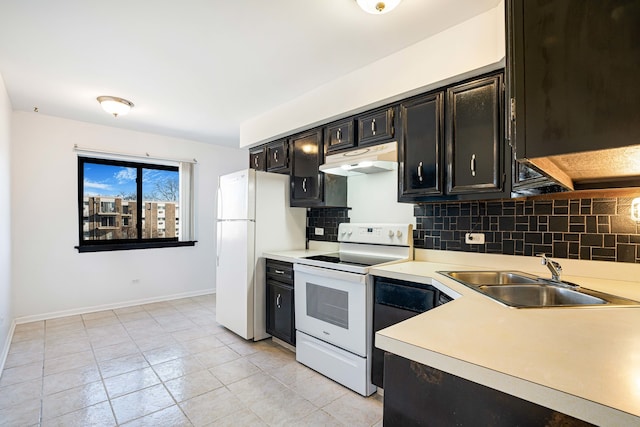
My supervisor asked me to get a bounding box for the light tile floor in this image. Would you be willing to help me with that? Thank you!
[0,295,383,426]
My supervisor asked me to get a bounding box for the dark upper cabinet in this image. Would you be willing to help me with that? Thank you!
[266,139,289,173]
[357,107,395,146]
[290,128,347,208]
[398,92,444,201]
[399,71,508,202]
[266,259,295,345]
[325,119,355,153]
[290,129,323,205]
[249,146,266,171]
[446,73,504,195]
[507,0,640,160]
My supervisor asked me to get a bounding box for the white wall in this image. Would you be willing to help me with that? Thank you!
[10,112,246,321]
[240,1,505,147]
[0,75,13,369]
[347,170,415,227]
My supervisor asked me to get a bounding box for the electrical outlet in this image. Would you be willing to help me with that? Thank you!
[465,233,485,245]
[132,279,140,284]
[315,227,324,236]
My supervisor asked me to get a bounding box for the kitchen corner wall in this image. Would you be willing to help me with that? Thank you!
[0,74,13,370]
[413,197,640,263]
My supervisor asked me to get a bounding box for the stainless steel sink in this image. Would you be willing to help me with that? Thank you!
[438,271,640,308]
[444,271,539,285]
[478,284,606,307]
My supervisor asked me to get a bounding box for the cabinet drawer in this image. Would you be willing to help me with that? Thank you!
[266,259,294,284]
[266,140,288,172]
[325,119,355,153]
[357,107,395,146]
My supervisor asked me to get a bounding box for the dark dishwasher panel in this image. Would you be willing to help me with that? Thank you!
[371,276,451,388]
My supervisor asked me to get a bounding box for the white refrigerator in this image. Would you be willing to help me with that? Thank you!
[215,169,306,341]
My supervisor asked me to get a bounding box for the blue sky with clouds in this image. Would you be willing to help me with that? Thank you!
[84,163,177,199]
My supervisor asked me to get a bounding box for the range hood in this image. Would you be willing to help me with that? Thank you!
[320,141,397,176]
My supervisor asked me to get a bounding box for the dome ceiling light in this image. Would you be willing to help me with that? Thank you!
[356,0,402,14]
[97,96,134,117]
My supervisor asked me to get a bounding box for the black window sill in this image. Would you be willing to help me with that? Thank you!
[76,240,197,253]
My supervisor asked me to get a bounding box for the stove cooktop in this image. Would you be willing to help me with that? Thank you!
[302,252,399,268]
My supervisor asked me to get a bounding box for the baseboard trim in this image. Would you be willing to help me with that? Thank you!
[14,289,215,325]
[0,319,17,377]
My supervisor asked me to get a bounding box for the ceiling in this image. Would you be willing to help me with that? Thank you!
[0,0,501,148]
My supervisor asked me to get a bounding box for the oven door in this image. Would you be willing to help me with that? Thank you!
[294,264,369,357]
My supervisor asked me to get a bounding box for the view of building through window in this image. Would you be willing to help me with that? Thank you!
[82,161,180,241]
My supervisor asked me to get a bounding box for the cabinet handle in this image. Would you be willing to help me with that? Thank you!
[371,118,376,135]
[417,161,423,182]
[254,156,258,168]
[336,128,342,143]
[276,294,282,309]
[471,154,476,177]
[302,178,307,193]
[274,150,278,163]
[274,269,285,275]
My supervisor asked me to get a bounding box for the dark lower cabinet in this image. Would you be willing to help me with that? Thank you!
[383,353,594,427]
[266,259,295,345]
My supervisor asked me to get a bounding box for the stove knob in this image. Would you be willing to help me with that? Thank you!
[396,230,403,238]
[340,230,346,237]
[347,229,352,236]
[388,230,394,238]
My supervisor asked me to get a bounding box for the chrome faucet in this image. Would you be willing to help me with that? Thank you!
[537,254,562,282]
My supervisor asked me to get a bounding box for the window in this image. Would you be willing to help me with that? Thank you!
[77,156,196,252]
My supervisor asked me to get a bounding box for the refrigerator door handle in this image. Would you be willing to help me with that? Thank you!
[216,183,223,219]
[216,222,222,267]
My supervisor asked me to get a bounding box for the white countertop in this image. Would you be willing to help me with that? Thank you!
[371,259,640,426]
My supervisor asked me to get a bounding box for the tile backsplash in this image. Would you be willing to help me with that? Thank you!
[413,197,640,263]
[307,207,351,242]
[308,197,640,263]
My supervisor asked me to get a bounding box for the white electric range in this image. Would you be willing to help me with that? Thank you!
[294,222,413,396]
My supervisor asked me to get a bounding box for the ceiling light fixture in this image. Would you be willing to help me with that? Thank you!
[356,0,402,14]
[97,96,134,117]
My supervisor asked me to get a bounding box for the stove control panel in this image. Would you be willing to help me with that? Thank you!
[338,223,413,246]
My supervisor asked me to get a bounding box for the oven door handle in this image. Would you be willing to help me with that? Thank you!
[294,263,367,284]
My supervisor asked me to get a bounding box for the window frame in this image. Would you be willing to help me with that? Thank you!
[77,156,195,252]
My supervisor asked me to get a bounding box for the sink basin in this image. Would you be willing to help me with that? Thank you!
[478,284,606,307]
[444,271,539,285]
[438,270,640,308]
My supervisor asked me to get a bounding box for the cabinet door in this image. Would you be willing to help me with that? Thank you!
[249,147,265,171]
[325,119,355,153]
[266,280,294,345]
[398,92,444,201]
[266,140,288,172]
[357,107,395,146]
[290,129,323,206]
[508,0,640,159]
[446,73,504,195]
